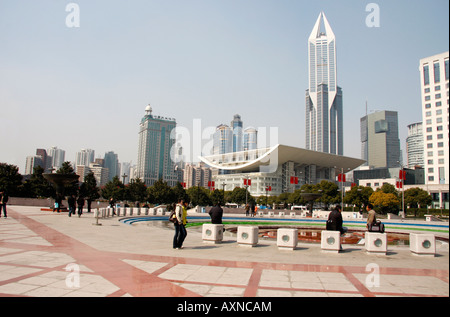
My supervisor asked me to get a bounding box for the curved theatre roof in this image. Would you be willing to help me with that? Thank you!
[199,144,365,173]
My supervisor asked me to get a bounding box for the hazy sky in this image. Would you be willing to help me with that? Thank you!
[0,0,449,173]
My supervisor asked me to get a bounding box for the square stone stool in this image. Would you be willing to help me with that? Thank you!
[321,230,341,253]
[237,226,259,247]
[202,224,224,244]
[277,228,298,250]
[365,232,387,255]
[410,233,435,256]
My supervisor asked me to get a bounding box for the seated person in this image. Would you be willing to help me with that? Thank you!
[326,205,348,235]
[366,203,376,229]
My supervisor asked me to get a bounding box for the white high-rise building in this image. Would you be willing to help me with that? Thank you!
[75,149,95,173]
[47,146,65,169]
[419,52,449,185]
[406,122,424,168]
[213,124,233,155]
[305,12,343,155]
[243,127,258,151]
[24,155,43,175]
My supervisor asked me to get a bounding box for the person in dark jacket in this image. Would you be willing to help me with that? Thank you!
[77,196,85,217]
[0,191,8,218]
[326,205,348,235]
[68,195,76,217]
[209,203,223,224]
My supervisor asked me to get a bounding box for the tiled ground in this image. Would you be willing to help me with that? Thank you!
[0,207,448,297]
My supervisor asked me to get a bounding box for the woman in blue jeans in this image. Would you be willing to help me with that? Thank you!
[173,200,187,249]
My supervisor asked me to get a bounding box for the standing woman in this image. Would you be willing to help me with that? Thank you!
[173,199,187,249]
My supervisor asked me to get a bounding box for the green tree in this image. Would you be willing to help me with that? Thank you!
[79,172,100,212]
[404,187,432,209]
[276,192,291,206]
[101,176,125,201]
[289,189,307,205]
[56,161,75,174]
[343,186,374,210]
[210,189,225,206]
[55,161,79,197]
[316,180,339,210]
[125,178,147,204]
[27,166,55,198]
[228,187,251,205]
[172,182,189,203]
[186,186,211,206]
[380,183,399,196]
[0,163,23,196]
[147,179,175,205]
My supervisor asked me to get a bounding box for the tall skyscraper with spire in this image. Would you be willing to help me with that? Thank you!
[305,12,343,155]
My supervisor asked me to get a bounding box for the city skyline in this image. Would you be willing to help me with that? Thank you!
[1,1,449,173]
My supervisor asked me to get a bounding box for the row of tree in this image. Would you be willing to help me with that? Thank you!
[0,162,438,214]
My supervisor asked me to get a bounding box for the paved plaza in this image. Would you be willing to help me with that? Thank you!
[0,206,448,298]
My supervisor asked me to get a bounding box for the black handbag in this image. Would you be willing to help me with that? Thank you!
[168,210,177,223]
[369,220,385,233]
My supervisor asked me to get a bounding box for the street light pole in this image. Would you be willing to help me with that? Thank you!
[398,161,405,216]
[222,182,226,205]
[341,167,344,207]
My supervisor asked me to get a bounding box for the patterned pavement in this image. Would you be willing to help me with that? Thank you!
[0,206,448,298]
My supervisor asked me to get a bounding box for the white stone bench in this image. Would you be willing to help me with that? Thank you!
[321,230,341,253]
[237,226,259,247]
[202,224,224,244]
[410,233,436,256]
[277,228,298,250]
[365,232,387,255]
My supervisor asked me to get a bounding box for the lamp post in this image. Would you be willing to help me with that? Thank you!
[243,178,251,206]
[397,161,405,216]
[265,185,272,208]
[222,182,226,205]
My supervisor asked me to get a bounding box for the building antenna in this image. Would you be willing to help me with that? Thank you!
[365,100,368,117]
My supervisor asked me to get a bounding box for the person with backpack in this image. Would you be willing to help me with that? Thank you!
[173,199,187,249]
